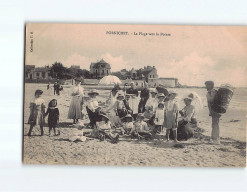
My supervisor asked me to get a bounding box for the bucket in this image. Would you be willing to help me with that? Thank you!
[211,84,234,113]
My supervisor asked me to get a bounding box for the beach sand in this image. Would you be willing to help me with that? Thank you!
[23,84,246,167]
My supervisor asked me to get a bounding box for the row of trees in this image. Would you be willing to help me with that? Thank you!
[50,62,91,79]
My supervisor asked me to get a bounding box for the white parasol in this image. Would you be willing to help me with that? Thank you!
[99,75,122,85]
[183,91,203,113]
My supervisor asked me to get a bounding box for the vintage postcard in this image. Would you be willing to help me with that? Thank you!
[24,23,246,167]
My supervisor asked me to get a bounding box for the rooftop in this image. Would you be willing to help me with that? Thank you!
[91,59,111,69]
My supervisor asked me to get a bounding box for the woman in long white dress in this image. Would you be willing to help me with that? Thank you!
[68,77,84,124]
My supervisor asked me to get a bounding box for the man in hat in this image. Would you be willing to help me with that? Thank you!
[205,81,221,144]
[126,81,139,97]
[138,81,150,113]
[53,81,58,95]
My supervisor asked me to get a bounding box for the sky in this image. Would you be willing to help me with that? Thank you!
[25,23,247,87]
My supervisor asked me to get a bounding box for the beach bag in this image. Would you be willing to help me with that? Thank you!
[212,84,234,114]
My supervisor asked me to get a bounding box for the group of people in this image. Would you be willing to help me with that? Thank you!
[27,77,223,145]
[47,81,63,95]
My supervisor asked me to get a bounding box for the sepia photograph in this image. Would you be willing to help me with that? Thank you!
[23,23,246,167]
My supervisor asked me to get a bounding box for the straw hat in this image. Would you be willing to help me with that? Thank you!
[137,113,145,119]
[117,92,125,99]
[183,93,194,101]
[149,88,158,94]
[124,114,134,121]
[88,89,99,96]
[157,93,165,97]
[168,90,178,96]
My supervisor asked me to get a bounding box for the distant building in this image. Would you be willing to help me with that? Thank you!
[25,65,35,79]
[90,59,111,79]
[25,65,51,80]
[33,66,51,79]
[123,79,146,87]
[123,66,158,87]
[158,77,178,87]
[141,66,158,87]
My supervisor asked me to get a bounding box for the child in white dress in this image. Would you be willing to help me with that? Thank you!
[154,103,165,134]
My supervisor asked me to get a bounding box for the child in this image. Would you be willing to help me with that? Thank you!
[154,103,165,134]
[95,113,119,143]
[130,113,152,140]
[86,89,99,128]
[122,114,134,135]
[164,90,179,142]
[114,93,128,119]
[123,94,133,115]
[47,82,50,90]
[45,99,60,136]
[27,89,46,136]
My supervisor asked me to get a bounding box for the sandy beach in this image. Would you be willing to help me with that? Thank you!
[23,83,246,167]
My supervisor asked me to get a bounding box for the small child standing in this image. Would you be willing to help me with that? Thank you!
[27,90,46,136]
[154,103,165,134]
[45,99,60,136]
[130,113,152,140]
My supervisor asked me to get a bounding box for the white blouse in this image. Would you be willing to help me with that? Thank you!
[71,85,84,96]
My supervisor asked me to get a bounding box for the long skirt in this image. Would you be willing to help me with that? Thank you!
[108,109,122,127]
[165,111,177,129]
[28,110,45,126]
[68,96,83,119]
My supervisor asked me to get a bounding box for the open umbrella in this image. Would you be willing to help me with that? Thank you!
[99,75,122,85]
[183,91,203,113]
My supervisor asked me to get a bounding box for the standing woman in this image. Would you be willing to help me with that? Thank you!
[68,77,84,124]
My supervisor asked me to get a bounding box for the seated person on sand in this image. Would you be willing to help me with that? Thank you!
[179,94,197,127]
[95,112,119,143]
[122,114,134,135]
[169,94,196,141]
[86,89,100,128]
[130,113,152,140]
[107,92,128,119]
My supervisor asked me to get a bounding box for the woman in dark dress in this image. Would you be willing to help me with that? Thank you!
[45,99,60,136]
